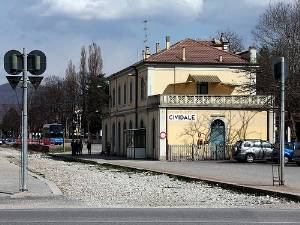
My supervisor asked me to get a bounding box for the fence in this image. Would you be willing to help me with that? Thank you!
[167,144,232,162]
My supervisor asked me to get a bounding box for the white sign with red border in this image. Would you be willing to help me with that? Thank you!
[160,131,167,139]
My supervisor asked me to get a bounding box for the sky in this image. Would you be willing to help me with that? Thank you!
[0,0,296,84]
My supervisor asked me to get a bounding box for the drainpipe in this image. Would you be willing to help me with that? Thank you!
[132,66,138,128]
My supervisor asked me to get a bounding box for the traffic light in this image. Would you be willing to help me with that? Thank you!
[4,50,23,75]
[4,49,46,89]
[272,57,288,81]
[27,50,46,75]
[273,61,281,80]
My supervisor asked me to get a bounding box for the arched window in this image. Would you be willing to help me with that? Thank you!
[118,122,121,154]
[112,123,115,152]
[123,121,127,131]
[112,88,115,106]
[152,119,155,149]
[129,120,133,129]
[105,124,107,145]
[123,121,127,156]
[140,119,144,128]
[140,78,145,100]
[129,81,133,103]
[123,83,127,104]
[118,86,121,105]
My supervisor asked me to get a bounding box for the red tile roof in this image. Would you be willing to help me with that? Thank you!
[145,38,248,65]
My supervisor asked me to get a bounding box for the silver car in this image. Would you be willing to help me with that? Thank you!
[292,142,300,166]
[232,140,274,163]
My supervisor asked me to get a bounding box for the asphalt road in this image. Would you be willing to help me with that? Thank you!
[1,208,300,225]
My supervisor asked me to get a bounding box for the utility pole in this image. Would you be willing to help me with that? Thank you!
[279,57,285,185]
[20,48,28,191]
[143,20,148,50]
[272,56,287,186]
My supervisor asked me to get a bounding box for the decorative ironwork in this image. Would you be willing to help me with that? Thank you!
[168,144,232,162]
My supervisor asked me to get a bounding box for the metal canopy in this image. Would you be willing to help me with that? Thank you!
[187,74,221,83]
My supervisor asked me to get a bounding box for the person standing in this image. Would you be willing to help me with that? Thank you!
[79,139,83,155]
[75,139,79,155]
[71,139,75,156]
[87,139,92,155]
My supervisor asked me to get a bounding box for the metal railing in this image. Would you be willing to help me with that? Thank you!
[148,95,273,109]
[167,144,232,162]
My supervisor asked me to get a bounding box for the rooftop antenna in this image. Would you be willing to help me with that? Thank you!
[143,19,148,50]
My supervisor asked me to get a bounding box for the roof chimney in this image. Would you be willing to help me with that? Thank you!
[249,46,257,63]
[156,43,161,53]
[166,36,170,49]
[182,47,186,61]
[220,33,229,52]
[142,50,146,60]
[145,47,151,59]
[219,55,223,62]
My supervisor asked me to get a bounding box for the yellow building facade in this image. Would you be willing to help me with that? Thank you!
[102,36,274,160]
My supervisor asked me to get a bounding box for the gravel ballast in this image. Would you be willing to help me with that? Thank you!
[1,148,300,208]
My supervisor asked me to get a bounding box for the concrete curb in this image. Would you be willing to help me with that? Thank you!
[50,154,300,202]
[28,170,63,197]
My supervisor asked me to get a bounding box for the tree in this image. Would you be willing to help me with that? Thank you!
[212,30,258,96]
[64,60,79,138]
[85,42,108,136]
[181,111,258,146]
[28,75,65,132]
[79,46,88,135]
[27,43,109,139]
[214,29,244,53]
[88,43,103,77]
[181,117,211,145]
[1,107,20,138]
[253,0,300,140]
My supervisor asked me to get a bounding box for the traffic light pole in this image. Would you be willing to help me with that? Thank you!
[20,48,28,191]
[4,48,46,192]
[280,57,285,185]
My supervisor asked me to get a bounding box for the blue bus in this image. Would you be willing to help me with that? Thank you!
[42,123,64,145]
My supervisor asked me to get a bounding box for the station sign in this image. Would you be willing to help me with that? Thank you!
[168,114,197,121]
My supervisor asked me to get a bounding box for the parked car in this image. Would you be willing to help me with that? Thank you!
[4,138,16,145]
[292,142,300,166]
[232,140,274,163]
[272,142,296,164]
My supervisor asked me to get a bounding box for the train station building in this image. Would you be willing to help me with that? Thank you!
[102,35,274,160]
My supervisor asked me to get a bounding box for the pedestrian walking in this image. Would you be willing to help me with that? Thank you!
[71,139,75,156]
[87,139,92,155]
[79,139,83,155]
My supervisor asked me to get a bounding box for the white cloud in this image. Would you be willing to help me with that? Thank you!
[243,0,296,7]
[35,0,204,21]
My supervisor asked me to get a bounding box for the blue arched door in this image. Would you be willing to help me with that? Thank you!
[210,119,225,159]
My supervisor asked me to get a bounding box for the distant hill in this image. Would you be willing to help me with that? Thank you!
[0,83,22,121]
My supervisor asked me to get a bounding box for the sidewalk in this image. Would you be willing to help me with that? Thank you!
[0,148,62,198]
[54,145,300,201]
